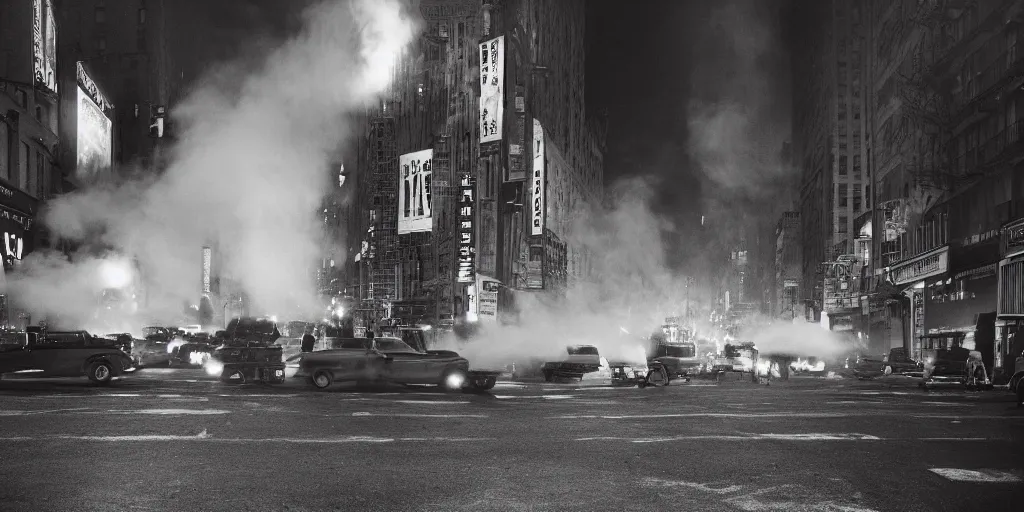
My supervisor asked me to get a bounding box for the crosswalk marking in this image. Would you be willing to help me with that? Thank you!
[928,468,1022,482]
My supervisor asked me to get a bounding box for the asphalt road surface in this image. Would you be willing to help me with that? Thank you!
[0,370,1021,512]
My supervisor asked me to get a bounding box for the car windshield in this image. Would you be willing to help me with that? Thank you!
[568,346,599,356]
[334,338,370,349]
[277,338,301,346]
[375,337,417,352]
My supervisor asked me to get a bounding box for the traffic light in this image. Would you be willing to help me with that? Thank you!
[149,105,165,138]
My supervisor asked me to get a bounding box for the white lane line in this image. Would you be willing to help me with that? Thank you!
[351,412,488,418]
[393,400,470,405]
[0,408,92,416]
[493,394,577,400]
[929,468,1022,483]
[217,394,300,398]
[911,415,1023,420]
[920,438,991,441]
[0,432,494,444]
[579,433,881,442]
[553,412,850,419]
[920,402,972,406]
[106,409,229,415]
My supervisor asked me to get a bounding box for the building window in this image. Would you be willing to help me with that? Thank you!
[0,123,8,181]
[97,37,107,53]
[839,157,848,175]
[138,8,147,24]
[19,142,29,190]
[853,184,862,212]
[838,183,848,207]
[36,151,44,198]
[838,216,849,233]
[853,154,861,177]
[95,7,106,23]
[866,184,871,209]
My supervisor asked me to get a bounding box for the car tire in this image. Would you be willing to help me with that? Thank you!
[475,376,497,391]
[220,369,246,384]
[311,370,333,390]
[87,361,115,385]
[543,370,554,382]
[1015,379,1024,407]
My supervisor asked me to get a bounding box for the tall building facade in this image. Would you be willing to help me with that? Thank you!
[0,0,63,326]
[867,0,1024,381]
[792,0,872,338]
[344,0,604,333]
[774,211,802,320]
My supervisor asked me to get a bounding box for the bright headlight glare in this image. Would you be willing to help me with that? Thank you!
[205,360,224,376]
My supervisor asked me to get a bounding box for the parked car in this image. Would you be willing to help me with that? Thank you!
[287,336,499,391]
[0,328,136,385]
[204,317,285,385]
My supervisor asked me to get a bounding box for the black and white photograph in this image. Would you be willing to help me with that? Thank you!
[0,0,1022,510]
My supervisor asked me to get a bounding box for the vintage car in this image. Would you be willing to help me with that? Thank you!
[204,317,286,384]
[541,345,603,381]
[0,328,136,385]
[287,336,499,391]
[169,332,217,367]
[127,326,179,367]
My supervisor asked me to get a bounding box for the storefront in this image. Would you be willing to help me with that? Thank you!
[0,180,39,328]
[887,245,949,361]
[996,217,1024,383]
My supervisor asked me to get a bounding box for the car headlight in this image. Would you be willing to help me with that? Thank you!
[204,360,224,376]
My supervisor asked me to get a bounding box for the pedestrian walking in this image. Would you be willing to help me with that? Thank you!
[301,327,316,353]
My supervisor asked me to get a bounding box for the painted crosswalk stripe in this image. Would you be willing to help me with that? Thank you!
[928,468,1021,482]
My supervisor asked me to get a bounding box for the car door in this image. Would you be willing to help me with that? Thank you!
[0,333,32,373]
[374,339,427,383]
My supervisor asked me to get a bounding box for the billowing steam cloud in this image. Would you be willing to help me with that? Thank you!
[7,0,419,330]
[438,177,690,368]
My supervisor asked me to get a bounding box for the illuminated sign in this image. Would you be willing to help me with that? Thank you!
[76,86,112,179]
[202,247,212,295]
[478,36,505,143]
[398,149,433,234]
[76,62,111,111]
[531,119,545,236]
[457,175,476,283]
[4,233,23,260]
[888,246,949,286]
[43,0,56,93]
[1002,218,1024,257]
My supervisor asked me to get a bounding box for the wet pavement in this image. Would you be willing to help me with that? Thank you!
[0,369,1021,511]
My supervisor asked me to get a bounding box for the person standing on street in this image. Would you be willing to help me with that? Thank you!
[301,327,316,353]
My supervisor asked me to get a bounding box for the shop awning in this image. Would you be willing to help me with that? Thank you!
[955,263,997,280]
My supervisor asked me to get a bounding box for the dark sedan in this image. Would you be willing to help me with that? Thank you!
[0,329,136,385]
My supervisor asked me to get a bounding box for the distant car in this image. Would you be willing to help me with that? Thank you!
[169,333,217,367]
[541,345,602,381]
[0,329,136,385]
[180,325,204,335]
[287,336,498,391]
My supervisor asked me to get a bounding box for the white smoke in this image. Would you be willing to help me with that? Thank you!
[738,317,866,360]
[437,177,690,369]
[7,0,419,329]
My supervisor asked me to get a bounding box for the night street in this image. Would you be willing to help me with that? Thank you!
[1,372,1021,512]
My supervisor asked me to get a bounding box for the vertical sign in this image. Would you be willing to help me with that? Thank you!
[457,175,476,283]
[398,149,434,234]
[202,247,212,295]
[479,35,505,143]
[531,119,545,236]
[476,274,500,323]
[32,0,43,87]
[43,0,57,93]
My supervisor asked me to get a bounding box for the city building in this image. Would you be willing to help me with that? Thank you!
[774,211,802,320]
[868,0,1024,380]
[0,0,62,326]
[344,0,604,333]
[791,0,872,340]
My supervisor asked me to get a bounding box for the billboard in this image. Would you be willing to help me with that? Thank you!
[476,274,500,323]
[457,175,476,283]
[531,119,545,236]
[76,86,112,179]
[398,149,433,234]
[478,36,505,143]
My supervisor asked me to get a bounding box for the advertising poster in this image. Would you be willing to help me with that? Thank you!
[457,175,476,283]
[478,35,505,143]
[476,274,500,323]
[398,149,433,234]
[76,86,112,179]
[531,119,545,236]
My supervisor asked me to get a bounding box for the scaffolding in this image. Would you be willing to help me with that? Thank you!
[368,116,398,307]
